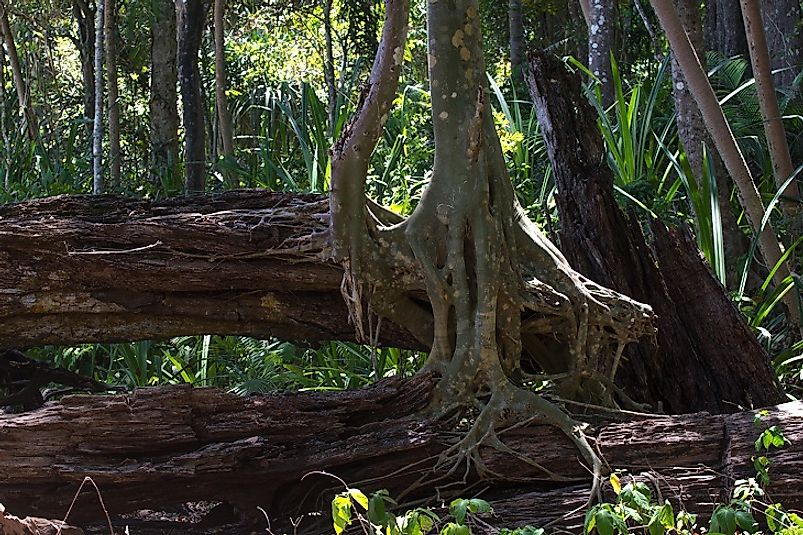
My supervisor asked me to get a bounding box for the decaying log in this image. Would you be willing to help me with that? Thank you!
[1,379,800,533]
[526,51,783,414]
[0,350,114,410]
[0,504,83,535]
[0,191,423,351]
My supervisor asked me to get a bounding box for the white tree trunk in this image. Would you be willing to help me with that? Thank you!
[92,0,106,194]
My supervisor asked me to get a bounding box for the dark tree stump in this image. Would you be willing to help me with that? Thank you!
[526,50,783,414]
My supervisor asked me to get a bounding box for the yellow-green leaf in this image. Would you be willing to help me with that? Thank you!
[610,473,622,495]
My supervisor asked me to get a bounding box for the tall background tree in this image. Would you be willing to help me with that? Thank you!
[177,0,210,192]
[150,0,179,184]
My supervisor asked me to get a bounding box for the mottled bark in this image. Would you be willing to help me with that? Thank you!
[150,0,179,184]
[92,0,105,194]
[0,380,800,534]
[214,0,235,171]
[178,0,210,192]
[761,0,802,93]
[105,0,121,188]
[704,0,748,59]
[527,51,784,413]
[323,0,337,134]
[587,0,615,106]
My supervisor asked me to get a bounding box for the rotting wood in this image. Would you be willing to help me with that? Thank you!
[526,50,783,414]
[0,379,800,533]
[0,504,83,535]
[0,191,425,351]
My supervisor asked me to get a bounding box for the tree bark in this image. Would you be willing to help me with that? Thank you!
[651,0,800,326]
[72,0,95,139]
[0,183,781,414]
[213,0,235,174]
[0,378,800,533]
[761,0,802,93]
[740,0,799,221]
[150,0,179,185]
[0,41,9,190]
[105,0,121,189]
[322,0,337,135]
[704,0,748,60]
[508,0,525,89]
[669,0,747,287]
[178,0,210,192]
[0,191,425,351]
[92,0,105,194]
[0,4,38,141]
[588,0,615,106]
[526,51,784,414]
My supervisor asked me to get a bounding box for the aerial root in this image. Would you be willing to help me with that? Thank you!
[433,382,603,494]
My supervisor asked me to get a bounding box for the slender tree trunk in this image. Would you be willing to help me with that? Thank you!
[0,43,9,190]
[72,0,95,139]
[577,0,591,25]
[670,0,747,286]
[213,0,234,175]
[105,0,121,189]
[149,0,179,185]
[177,0,210,193]
[650,0,800,326]
[761,0,802,93]
[508,0,525,89]
[0,5,38,141]
[322,0,337,135]
[704,0,748,59]
[92,0,105,194]
[740,0,800,221]
[588,0,615,106]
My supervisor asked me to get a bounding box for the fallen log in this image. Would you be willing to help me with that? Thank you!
[0,191,424,351]
[0,505,83,535]
[1,379,800,533]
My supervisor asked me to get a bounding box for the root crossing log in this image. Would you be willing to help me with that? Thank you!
[0,380,800,533]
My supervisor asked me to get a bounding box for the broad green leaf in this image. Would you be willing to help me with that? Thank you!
[594,509,616,535]
[440,523,470,535]
[368,491,388,527]
[710,506,737,535]
[735,510,758,534]
[466,499,491,515]
[332,494,353,535]
[449,499,468,525]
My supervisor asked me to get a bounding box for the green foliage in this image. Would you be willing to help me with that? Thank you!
[329,488,533,535]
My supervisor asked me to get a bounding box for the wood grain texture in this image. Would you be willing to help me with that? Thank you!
[1,379,800,533]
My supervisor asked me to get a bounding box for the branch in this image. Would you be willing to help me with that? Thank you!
[329,0,410,263]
